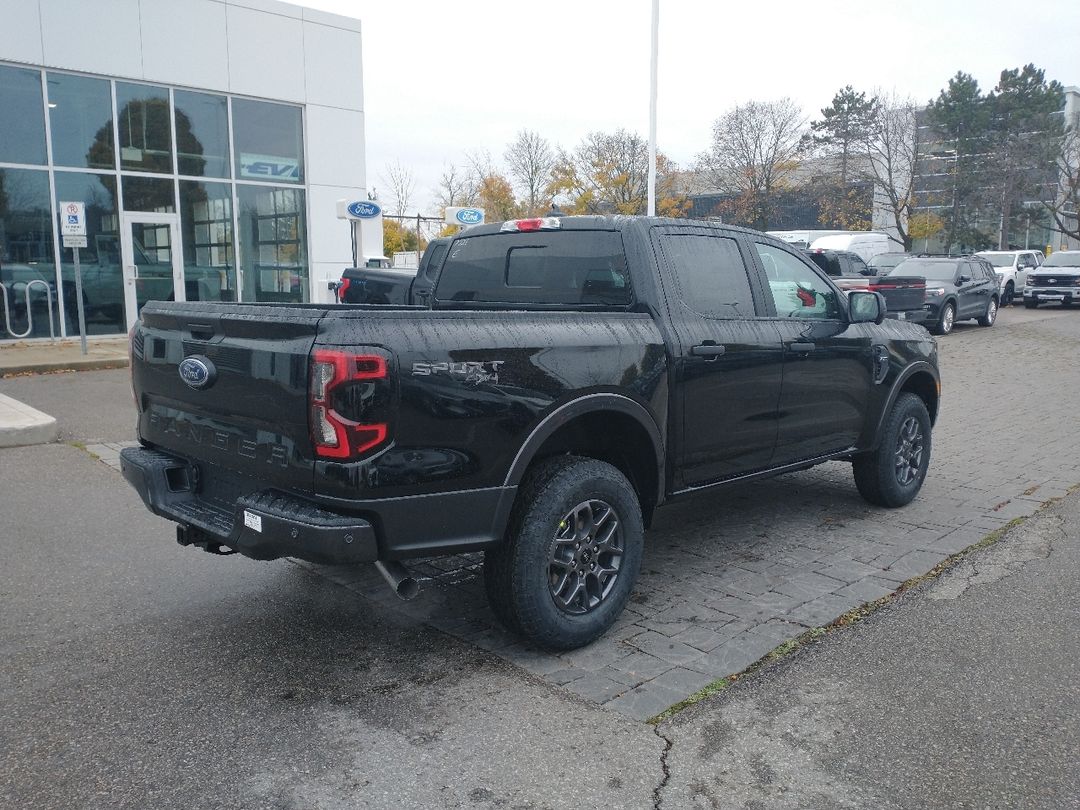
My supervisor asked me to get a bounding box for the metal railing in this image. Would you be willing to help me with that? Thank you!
[0,280,57,340]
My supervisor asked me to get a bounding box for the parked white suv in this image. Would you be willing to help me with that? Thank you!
[975,251,1043,306]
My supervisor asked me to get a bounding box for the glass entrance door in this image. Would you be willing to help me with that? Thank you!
[121,213,184,330]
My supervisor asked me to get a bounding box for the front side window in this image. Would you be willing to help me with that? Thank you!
[232,99,304,184]
[755,243,842,320]
[660,233,755,318]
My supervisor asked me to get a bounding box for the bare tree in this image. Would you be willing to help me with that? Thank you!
[858,93,923,250]
[382,160,414,216]
[504,129,555,215]
[433,162,476,210]
[1043,122,1080,244]
[699,98,806,229]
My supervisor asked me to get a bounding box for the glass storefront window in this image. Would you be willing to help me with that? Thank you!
[232,99,304,184]
[237,185,307,302]
[0,168,57,338]
[46,73,114,170]
[180,181,235,302]
[0,66,47,165]
[116,82,173,173]
[53,171,124,336]
[122,176,175,213]
[174,91,230,179]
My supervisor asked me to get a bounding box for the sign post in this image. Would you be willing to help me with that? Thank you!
[60,201,88,355]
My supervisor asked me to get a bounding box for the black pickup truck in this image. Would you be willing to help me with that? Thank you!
[337,238,450,306]
[121,216,940,649]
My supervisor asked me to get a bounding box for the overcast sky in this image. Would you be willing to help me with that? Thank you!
[297,0,1079,212]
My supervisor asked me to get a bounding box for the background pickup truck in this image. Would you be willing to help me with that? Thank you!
[121,216,940,649]
[336,238,449,306]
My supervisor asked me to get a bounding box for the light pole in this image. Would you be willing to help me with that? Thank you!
[647,0,659,217]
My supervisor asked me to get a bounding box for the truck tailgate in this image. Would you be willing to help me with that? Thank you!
[132,301,328,493]
[869,276,925,312]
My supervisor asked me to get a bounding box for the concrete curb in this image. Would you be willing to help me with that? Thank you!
[0,393,58,447]
[0,357,129,376]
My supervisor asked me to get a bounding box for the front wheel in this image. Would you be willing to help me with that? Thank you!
[1024,300,1039,309]
[484,456,644,650]
[852,393,932,508]
[931,302,955,335]
[978,297,998,326]
[1002,282,1014,306]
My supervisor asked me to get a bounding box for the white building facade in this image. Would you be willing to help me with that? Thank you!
[0,0,366,342]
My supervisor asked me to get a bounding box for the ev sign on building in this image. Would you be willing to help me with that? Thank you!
[60,201,86,248]
[445,207,485,228]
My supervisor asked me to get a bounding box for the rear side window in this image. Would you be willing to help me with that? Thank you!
[422,242,448,281]
[660,233,756,318]
[435,231,631,307]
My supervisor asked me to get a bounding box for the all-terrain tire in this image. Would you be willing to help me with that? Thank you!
[483,455,644,650]
[852,392,932,508]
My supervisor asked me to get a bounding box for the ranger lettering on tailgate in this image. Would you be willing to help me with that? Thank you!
[149,408,291,468]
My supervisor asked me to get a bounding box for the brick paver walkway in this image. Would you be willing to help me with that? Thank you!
[87,308,1080,720]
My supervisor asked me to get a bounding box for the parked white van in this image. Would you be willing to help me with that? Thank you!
[809,233,898,264]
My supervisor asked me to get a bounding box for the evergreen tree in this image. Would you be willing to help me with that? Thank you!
[809,85,878,185]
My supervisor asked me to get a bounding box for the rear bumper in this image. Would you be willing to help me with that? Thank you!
[121,446,379,564]
[887,308,933,325]
[120,445,517,564]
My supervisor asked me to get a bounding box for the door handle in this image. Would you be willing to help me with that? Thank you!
[787,341,816,353]
[127,265,139,281]
[691,343,726,357]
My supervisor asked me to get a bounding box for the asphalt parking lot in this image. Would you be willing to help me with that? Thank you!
[3,304,1080,807]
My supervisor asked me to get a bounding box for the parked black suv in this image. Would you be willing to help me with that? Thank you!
[884,256,999,335]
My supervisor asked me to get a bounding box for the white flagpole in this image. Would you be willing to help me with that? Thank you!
[647,0,659,216]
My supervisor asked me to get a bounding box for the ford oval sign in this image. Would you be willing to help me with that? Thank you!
[347,201,381,219]
[178,356,217,390]
[455,208,484,225]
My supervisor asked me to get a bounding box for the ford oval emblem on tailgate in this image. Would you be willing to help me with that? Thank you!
[179,356,216,390]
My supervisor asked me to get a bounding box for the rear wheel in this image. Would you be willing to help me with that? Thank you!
[853,393,932,508]
[484,455,644,650]
[978,297,998,326]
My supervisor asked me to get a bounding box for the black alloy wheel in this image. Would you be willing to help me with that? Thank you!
[853,392,932,508]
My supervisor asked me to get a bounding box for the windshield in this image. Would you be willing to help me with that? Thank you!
[976,252,1015,267]
[1042,252,1080,268]
[887,259,960,281]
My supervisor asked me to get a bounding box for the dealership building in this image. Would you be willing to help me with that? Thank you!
[0,0,368,343]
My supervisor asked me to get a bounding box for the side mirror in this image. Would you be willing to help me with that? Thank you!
[958,274,971,283]
[849,290,886,325]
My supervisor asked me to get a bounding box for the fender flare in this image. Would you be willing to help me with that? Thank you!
[502,393,665,504]
[869,361,940,449]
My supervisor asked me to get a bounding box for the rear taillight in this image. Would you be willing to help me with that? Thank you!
[337,277,351,301]
[310,349,390,460]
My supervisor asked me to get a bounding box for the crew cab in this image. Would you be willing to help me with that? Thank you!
[120,216,940,650]
[337,239,449,306]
